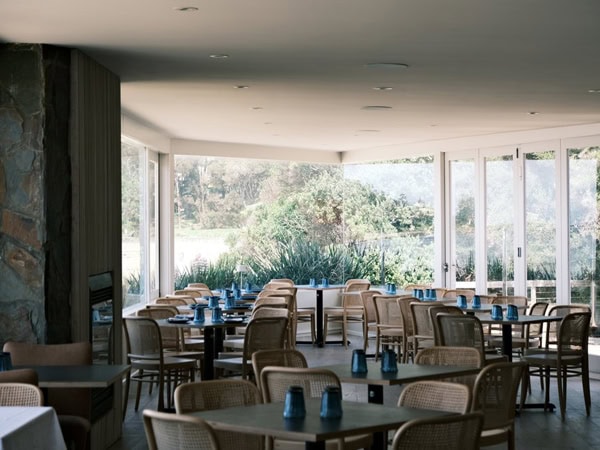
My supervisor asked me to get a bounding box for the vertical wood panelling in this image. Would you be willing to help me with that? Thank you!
[70,49,123,450]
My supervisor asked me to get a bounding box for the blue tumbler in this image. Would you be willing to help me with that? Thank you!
[320,386,343,419]
[283,386,306,419]
[381,349,398,373]
[351,349,368,374]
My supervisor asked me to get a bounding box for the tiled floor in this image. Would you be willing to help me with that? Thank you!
[110,335,600,450]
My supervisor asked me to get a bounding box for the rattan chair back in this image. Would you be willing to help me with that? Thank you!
[143,409,220,450]
[415,346,482,387]
[391,412,484,450]
[174,380,262,450]
[251,349,308,382]
[0,383,44,406]
[398,380,471,413]
[472,361,527,448]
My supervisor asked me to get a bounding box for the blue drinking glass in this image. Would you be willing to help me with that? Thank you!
[283,386,306,419]
[390,283,396,294]
[381,349,398,373]
[212,307,224,323]
[192,305,206,323]
[430,289,437,301]
[309,278,317,287]
[491,304,503,321]
[471,295,481,308]
[321,278,329,287]
[320,386,343,419]
[457,295,467,308]
[507,304,519,320]
[0,352,13,371]
[351,349,368,374]
[208,296,219,309]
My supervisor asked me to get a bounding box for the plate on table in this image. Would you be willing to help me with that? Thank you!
[168,316,192,324]
[223,317,246,324]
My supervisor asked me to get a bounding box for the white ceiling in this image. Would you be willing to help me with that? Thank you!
[2,0,600,154]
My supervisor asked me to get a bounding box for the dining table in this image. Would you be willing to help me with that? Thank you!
[295,284,345,347]
[189,397,452,450]
[14,364,131,388]
[320,362,481,404]
[158,316,249,380]
[0,406,67,450]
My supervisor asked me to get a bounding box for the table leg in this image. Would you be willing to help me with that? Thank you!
[305,441,325,450]
[367,384,387,449]
[502,323,513,362]
[316,289,324,347]
[368,384,383,404]
[203,328,214,380]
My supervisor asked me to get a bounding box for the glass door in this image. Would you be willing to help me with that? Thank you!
[483,149,516,295]
[445,154,476,289]
[522,142,559,304]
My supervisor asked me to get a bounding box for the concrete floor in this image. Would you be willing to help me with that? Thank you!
[110,334,600,450]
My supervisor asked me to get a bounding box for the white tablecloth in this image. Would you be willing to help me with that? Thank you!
[0,407,66,450]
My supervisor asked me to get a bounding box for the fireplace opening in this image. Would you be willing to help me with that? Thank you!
[89,271,114,364]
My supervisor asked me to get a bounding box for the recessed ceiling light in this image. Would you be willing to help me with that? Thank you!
[264,122,272,125]
[234,85,249,89]
[209,54,229,59]
[251,107,263,110]
[365,63,409,69]
[373,87,393,91]
[358,129,381,132]
[173,6,199,12]
[528,111,539,115]
[588,89,600,93]
[361,105,392,110]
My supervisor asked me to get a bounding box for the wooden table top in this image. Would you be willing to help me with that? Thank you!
[190,398,450,443]
[320,362,481,386]
[15,364,130,388]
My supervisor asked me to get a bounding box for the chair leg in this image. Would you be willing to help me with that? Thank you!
[122,372,131,421]
[323,314,329,343]
[583,361,591,416]
[342,314,348,348]
[310,315,316,345]
[557,364,566,421]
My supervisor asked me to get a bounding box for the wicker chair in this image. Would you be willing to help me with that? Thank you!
[143,409,220,450]
[414,346,482,388]
[410,302,436,353]
[472,361,527,450]
[122,317,196,412]
[441,289,475,301]
[259,367,372,450]
[522,311,591,420]
[428,305,464,345]
[360,290,378,351]
[3,341,94,450]
[153,297,189,306]
[323,279,371,348]
[398,380,471,414]
[213,316,289,380]
[0,382,44,406]
[391,412,484,450]
[372,294,404,361]
[251,349,308,384]
[434,313,506,366]
[396,296,419,363]
[174,380,263,450]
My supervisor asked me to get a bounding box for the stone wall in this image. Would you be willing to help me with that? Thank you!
[0,44,46,343]
[0,44,71,344]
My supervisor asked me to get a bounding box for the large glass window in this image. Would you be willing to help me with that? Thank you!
[525,151,557,303]
[172,156,435,289]
[121,138,159,309]
[569,145,600,327]
[485,154,515,295]
[448,158,476,288]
